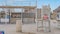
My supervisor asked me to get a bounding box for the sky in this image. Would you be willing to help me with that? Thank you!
[0,0,60,11]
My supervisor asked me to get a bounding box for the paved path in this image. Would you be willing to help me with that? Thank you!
[0,20,60,34]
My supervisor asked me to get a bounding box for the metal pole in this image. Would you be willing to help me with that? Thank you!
[5,0,7,24]
[21,8,23,24]
[49,12,51,32]
[35,0,38,32]
[8,9,11,24]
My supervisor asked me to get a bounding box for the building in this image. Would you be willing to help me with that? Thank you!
[0,6,36,24]
[51,10,56,20]
[37,8,41,19]
[0,11,5,18]
[41,5,51,20]
[53,6,60,20]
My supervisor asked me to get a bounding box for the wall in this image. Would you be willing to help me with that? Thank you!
[22,18,35,24]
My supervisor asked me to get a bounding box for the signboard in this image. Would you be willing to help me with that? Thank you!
[43,14,48,20]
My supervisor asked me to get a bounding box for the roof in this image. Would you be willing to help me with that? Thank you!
[0,6,36,8]
[54,6,60,12]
